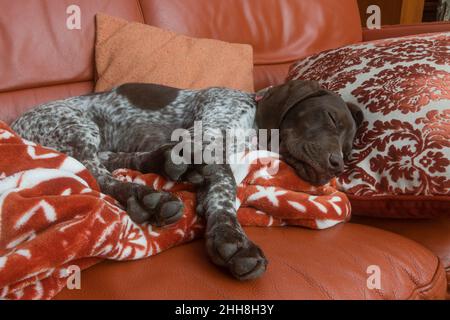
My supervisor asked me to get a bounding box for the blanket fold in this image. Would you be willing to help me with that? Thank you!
[0,121,350,300]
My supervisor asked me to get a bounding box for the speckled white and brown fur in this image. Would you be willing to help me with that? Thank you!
[12,83,267,280]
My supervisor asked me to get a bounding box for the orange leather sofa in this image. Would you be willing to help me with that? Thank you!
[0,0,448,299]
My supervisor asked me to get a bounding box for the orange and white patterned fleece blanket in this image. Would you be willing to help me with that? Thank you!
[0,121,350,300]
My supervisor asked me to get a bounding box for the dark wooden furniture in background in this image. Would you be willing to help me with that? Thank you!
[423,0,439,21]
[358,0,426,26]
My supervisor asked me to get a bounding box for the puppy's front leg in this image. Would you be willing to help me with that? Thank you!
[196,163,268,280]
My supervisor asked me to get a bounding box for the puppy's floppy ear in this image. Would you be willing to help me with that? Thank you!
[256,80,325,129]
[346,102,364,128]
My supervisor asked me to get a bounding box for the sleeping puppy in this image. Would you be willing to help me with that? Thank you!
[256,80,363,186]
[12,79,362,280]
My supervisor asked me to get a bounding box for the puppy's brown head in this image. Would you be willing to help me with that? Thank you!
[256,80,363,185]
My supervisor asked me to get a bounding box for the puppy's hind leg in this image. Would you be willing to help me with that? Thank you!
[84,157,184,226]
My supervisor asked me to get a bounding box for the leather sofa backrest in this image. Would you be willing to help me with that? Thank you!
[0,0,362,123]
[0,0,144,93]
[0,0,143,123]
[139,0,362,89]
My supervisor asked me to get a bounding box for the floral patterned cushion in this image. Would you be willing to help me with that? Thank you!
[287,32,450,218]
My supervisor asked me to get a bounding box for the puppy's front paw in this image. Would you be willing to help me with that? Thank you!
[206,223,268,280]
[126,185,184,226]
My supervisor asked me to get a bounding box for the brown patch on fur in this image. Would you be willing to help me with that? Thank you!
[117,83,180,110]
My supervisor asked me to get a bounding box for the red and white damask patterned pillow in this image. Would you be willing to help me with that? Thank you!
[288,32,450,218]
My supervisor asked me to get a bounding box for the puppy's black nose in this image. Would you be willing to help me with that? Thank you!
[328,153,344,175]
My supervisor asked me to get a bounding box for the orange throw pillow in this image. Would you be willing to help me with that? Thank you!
[95,14,254,92]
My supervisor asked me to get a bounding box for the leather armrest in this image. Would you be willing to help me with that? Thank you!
[362,22,450,42]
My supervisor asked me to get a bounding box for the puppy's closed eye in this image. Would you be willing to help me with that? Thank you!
[327,112,337,126]
[327,111,341,130]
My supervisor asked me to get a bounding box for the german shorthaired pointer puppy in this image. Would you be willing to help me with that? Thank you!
[12,79,362,280]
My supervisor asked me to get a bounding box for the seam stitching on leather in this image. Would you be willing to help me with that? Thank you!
[0,80,93,96]
[406,259,445,300]
[363,21,450,32]
[446,267,450,285]
[135,0,145,23]
[408,260,444,299]
[255,60,298,67]
[410,270,444,299]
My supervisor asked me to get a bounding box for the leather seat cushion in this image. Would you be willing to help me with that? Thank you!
[353,216,450,298]
[55,224,447,300]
